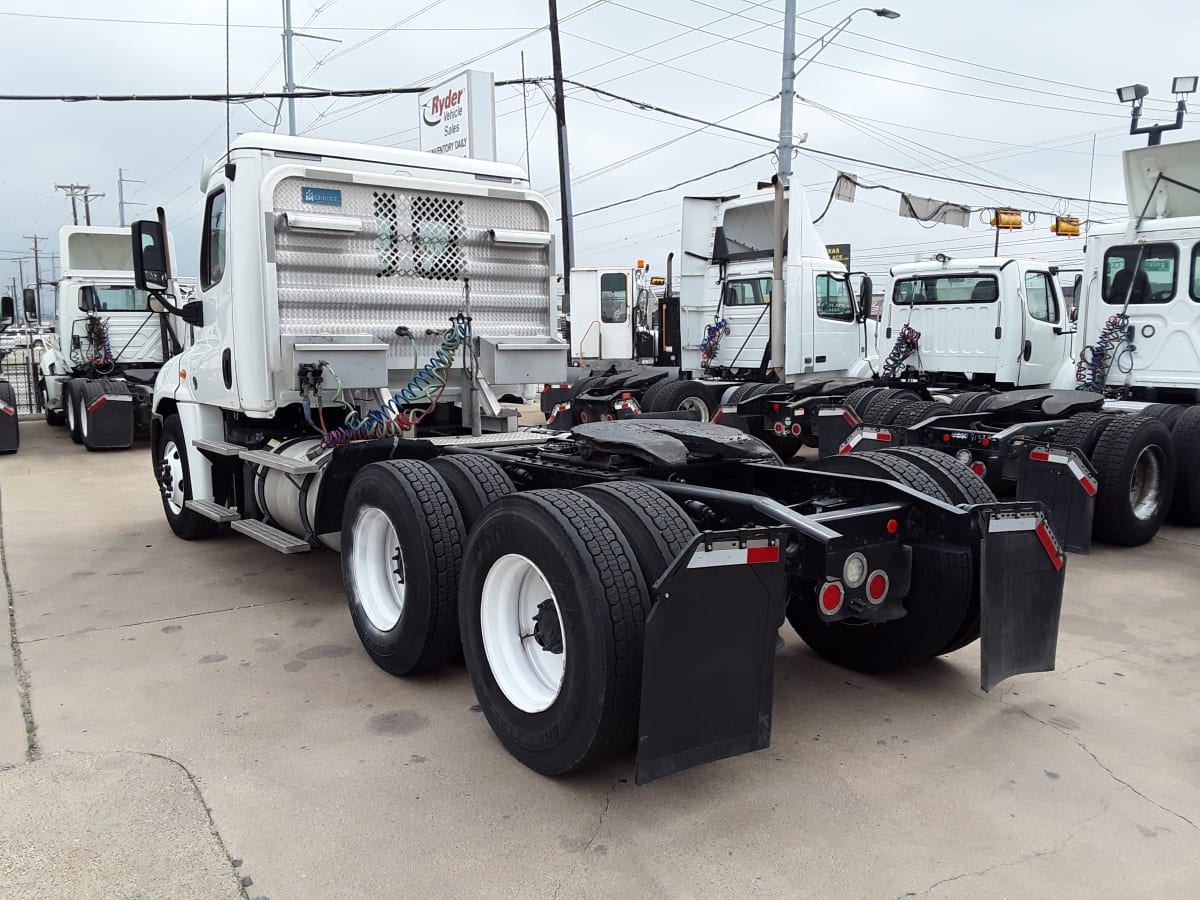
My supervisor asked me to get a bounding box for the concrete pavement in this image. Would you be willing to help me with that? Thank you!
[1,419,1199,898]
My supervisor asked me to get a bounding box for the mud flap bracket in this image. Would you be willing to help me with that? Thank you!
[635,528,789,784]
[977,505,1066,692]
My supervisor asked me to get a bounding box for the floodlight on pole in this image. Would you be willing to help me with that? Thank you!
[1118,79,1192,146]
[1171,75,1198,96]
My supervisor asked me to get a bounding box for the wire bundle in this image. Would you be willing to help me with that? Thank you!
[1075,313,1130,393]
[318,319,469,448]
[883,323,921,378]
[85,316,115,374]
[699,318,728,367]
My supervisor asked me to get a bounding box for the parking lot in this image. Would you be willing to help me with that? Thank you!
[2,419,1199,899]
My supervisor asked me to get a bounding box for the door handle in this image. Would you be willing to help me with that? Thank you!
[1022,339,1032,361]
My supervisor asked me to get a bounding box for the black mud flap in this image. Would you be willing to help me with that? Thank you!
[816,407,860,459]
[977,505,1066,692]
[635,528,790,784]
[1015,446,1096,553]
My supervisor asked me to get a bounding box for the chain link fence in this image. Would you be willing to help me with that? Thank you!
[0,343,45,415]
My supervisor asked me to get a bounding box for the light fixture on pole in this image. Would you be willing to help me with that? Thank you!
[771,4,899,372]
[1117,77,1196,145]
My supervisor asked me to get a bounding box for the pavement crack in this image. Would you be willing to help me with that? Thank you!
[1000,696,1198,831]
[553,778,620,900]
[18,597,298,644]
[1,483,40,761]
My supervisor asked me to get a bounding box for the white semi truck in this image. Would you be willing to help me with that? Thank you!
[37,225,192,450]
[130,132,1070,783]
[835,136,1200,547]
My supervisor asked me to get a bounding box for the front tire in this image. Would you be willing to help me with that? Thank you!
[459,490,649,775]
[42,382,66,426]
[65,380,83,444]
[155,415,218,540]
[341,460,465,676]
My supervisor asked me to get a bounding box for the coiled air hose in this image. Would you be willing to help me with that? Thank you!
[883,323,921,378]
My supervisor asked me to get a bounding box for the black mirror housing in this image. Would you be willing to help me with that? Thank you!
[0,295,13,324]
[857,274,874,320]
[132,218,170,292]
[22,288,37,322]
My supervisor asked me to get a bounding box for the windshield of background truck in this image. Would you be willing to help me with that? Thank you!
[723,277,771,306]
[893,274,999,305]
[78,285,148,312]
[1103,243,1178,304]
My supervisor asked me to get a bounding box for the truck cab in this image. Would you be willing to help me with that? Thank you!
[569,262,658,363]
[860,257,1074,388]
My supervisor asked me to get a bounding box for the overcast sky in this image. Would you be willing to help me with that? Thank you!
[2,0,1198,308]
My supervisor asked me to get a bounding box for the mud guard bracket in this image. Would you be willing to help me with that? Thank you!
[977,505,1066,692]
[635,527,790,784]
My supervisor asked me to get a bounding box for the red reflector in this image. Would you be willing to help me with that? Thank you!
[942,433,950,442]
[1035,521,1065,571]
[712,410,723,423]
[842,409,858,425]
[867,572,888,602]
[1029,449,1050,462]
[772,403,780,412]
[981,438,991,447]
[747,545,780,564]
[0,404,13,417]
[774,422,785,434]
[1080,476,1097,496]
[791,424,801,436]
[971,462,986,477]
[87,396,108,413]
[819,581,843,614]
[839,443,852,454]
[621,392,632,399]
[877,432,892,442]
[886,518,898,534]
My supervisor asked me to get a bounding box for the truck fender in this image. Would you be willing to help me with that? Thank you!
[173,402,227,504]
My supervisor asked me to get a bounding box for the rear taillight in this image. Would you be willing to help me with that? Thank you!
[866,571,889,604]
[818,581,844,616]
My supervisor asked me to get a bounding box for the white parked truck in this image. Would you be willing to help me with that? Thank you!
[835,136,1200,548]
[37,225,192,450]
[132,132,1069,783]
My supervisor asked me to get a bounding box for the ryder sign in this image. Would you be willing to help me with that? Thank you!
[418,70,497,160]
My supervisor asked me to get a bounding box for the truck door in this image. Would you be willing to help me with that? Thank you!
[1016,268,1067,386]
[714,274,772,370]
[809,270,861,372]
[189,186,239,406]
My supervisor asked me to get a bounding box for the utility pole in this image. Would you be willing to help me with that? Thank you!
[282,0,297,135]
[117,168,146,227]
[22,235,44,322]
[55,183,105,226]
[770,0,799,373]
[548,0,575,309]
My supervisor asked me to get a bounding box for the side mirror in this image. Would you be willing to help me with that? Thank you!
[132,218,170,292]
[148,295,167,314]
[857,275,873,321]
[22,288,37,322]
[0,295,13,325]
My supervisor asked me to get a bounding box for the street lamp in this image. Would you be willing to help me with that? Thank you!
[1117,77,1196,145]
[770,3,899,372]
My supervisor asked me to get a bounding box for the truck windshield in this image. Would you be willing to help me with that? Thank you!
[79,285,149,313]
[1103,243,1178,304]
[723,278,771,306]
[893,274,998,305]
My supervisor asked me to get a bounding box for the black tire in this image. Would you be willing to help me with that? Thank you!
[948,391,990,413]
[341,460,465,676]
[41,381,66,426]
[1090,415,1176,546]
[889,400,945,429]
[844,386,888,418]
[65,380,84,444]
[725,382,761,406]
[879,446,998,506]
[761,432,804,461]
[569,375,605,401]
[0,382,17,454]
[154,415,218,540]
[1052,411,1114,456]
[637,378,672,412]
[1142,403,1188,430]
[459,490,650,775]
[644,379,714,420]
[863,388,920,422]
[428,454,515,533]
[577,482,698,591]
[819,450,952,504]
[1167,406,1200,525]
[868,397,918,425]
[746,381,785,399]
[787,544,973,672]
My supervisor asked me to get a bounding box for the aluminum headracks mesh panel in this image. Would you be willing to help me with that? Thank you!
[272,176,553,370]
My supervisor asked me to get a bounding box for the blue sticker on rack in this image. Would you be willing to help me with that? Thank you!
[301,186,342,207]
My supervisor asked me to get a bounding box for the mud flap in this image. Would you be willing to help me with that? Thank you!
[977,505,1066,692]
[817,408,860,459]
[635,528,789,784]
[1016,446,1096,553]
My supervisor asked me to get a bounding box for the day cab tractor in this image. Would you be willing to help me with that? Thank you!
[835,135,1200,548]
[131,132,1067,783]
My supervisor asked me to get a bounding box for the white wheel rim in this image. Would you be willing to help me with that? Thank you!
[350,506,406,632]
[480,554,565,713]
[678,395,711,421]
[1129,445,1164,521]
[80,399,89,438]
[160,438,186,515]
[66,394,75,431]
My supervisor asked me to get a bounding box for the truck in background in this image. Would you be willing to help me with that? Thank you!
[130,132,1067,783]
[37,225,192,450]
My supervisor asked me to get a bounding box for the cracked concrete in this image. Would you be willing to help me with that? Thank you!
[2,419,1200,898]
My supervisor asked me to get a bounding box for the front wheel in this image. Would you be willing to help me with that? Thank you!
[42,381,66,427]
[155,415,217,540]
[65,380,83,444]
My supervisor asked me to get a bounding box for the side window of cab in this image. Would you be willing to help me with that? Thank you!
[200,189,227,291]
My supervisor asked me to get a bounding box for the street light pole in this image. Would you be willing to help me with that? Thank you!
[770,5,899,373]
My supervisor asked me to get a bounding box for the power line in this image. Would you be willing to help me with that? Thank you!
[574,152,773,216]
[0,10,538,32]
